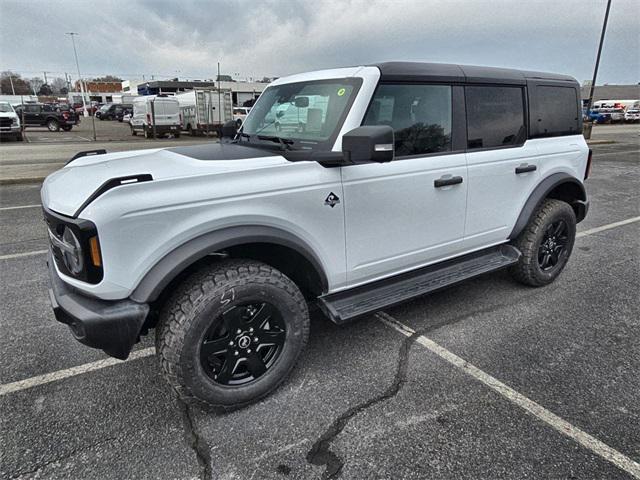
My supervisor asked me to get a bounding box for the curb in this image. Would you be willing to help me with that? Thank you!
[0,177,45,186]
[586,140,616,145]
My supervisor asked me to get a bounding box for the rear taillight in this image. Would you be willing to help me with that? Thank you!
[62,112,69,120]
[585,149,593,180]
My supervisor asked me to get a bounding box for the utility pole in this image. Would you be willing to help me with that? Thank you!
[9,74,16,95]
[586,0,612,113]
[66,32,89,117]
[43,71,48,85]
[217,62,222,136]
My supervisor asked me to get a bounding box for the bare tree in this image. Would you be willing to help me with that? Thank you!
[29,77,45,95]
[0,71,31,95]
[50,77,68,94]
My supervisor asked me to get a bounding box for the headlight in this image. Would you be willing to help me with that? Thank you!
[12,117,18,126]
[62,227,84,275]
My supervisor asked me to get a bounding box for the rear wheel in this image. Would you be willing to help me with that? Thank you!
[47,119,60,132]
[144,127,152,139]
[156,260,309,408]
[510,199,576,287]
[130,125,137,136]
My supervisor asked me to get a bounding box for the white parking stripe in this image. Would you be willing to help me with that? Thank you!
[0,204,41,211]
[577,216,640,238]
[376,312,640,479]
[0,347,155,396]
[0,250,48,261]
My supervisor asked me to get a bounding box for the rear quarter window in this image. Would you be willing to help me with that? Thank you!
[529,85,580,138]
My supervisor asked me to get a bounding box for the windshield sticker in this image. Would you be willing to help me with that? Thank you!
[337,88,346,97]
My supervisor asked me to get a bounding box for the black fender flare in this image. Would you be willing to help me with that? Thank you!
[130,225,329,303]
[509,173,587,240]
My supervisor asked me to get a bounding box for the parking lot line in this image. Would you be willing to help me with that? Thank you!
[577,216,640,238]
[0,204,41,211]
[0,250,48,261]
[0,347,155,396]
[375,312,640,479]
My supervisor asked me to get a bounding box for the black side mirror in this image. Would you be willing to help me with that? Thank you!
[220,120,238,139]
[342,126,394,164]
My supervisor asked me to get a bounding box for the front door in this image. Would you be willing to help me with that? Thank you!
[342,83,468,287]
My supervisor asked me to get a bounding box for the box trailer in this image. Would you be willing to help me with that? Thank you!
[175,88,233,136]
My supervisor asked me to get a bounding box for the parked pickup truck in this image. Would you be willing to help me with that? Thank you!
[42,62,590,408]
[15,103,79,131]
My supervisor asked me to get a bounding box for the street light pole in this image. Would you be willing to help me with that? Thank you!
[586,0,612,112]
[66,32,89,117]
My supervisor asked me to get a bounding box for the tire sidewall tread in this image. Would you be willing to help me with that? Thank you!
[156,259,309,409]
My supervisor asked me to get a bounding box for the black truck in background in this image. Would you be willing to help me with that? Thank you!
[14,104,79,132]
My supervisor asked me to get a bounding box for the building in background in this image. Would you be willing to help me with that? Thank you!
[580,84,640,102]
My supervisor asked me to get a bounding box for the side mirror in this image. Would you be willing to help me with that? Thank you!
[220,120,238,139]
[342,126,394,164]
[294,96,309,108]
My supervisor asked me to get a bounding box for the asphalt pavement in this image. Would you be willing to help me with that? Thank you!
[0,127,638,479]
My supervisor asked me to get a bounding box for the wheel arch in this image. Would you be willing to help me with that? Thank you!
[509,173,587,240]
[130,225,329,304]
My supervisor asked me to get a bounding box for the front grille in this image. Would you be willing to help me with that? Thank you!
[0,118,12,128]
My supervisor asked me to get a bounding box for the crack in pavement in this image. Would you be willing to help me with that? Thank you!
[305,300,518,479]
[179,400,213,480]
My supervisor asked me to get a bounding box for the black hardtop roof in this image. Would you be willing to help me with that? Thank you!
[371,62,577,85]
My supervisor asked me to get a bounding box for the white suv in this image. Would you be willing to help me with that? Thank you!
[42,62,591,407]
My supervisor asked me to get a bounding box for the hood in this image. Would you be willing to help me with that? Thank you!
[0,111,18,119]
[41,142,286,218]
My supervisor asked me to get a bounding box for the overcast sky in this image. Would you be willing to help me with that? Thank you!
[1,0,638,85]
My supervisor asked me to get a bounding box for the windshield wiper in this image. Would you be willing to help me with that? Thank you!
[257,135,295,151]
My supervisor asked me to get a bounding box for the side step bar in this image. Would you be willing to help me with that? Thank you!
[318,245,521,324]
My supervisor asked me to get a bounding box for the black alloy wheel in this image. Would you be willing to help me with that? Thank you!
[537,219,569,271]
[200,302,286,386]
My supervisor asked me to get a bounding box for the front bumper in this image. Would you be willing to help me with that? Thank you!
[0,126,21,136]
[48,253,149,359]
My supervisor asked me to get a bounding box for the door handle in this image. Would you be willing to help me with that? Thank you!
[515,164,537,174]
[434,176,463,188]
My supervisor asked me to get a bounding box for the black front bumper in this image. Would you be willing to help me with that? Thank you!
[48,253,149,359]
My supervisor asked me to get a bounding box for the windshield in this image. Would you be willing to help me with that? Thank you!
[241,78,362,150]
[0,102,14,113]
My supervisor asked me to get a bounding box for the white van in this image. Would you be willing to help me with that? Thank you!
[130,96,181,138]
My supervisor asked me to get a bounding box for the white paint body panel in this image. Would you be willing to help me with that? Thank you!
[40,65,589,302]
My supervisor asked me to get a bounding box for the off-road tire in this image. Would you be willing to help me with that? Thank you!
[510,198,576,287]
[156,259,309,408]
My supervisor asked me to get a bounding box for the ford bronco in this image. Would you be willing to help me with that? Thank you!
[42,62,591,407]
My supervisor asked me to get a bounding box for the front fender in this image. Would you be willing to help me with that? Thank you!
[130,225,329,303]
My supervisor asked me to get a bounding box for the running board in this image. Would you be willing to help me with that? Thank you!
[318,245,521,324]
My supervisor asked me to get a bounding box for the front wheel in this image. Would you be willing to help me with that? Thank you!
[156,260,309,408]
[510,199,576,287]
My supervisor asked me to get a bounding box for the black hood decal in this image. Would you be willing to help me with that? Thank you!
[167,143,281,161]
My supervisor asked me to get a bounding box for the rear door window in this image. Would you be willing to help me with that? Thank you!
[362,84,452,156]
[466,86,525,149]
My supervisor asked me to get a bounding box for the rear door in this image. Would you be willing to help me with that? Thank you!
[24,105,42,126]
[464,85,539,248]
[342,83,468,286]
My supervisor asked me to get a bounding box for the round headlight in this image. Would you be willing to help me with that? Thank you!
[62,227,83,275]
